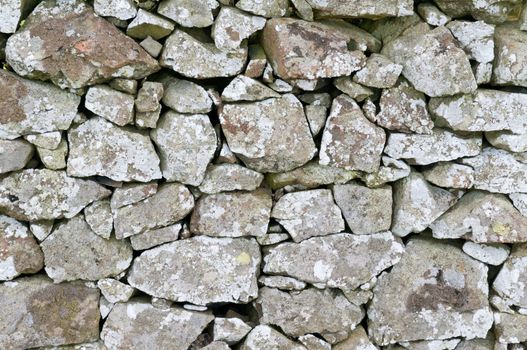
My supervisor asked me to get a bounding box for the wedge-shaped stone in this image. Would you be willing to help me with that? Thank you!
[101,301,214,350]
[319,94,385,172]
[157,0,218,28]
[0,139,33,174]
[0,169,110,221]
[433,0,522,24]
[5,0,159,89]
[462,242,510,266]
[213,317,253,345]
[199,164,264,194]
[128,236,261,305]
[129,223,181,251]
[113,183,194,239]
[94,0,137,20]
[84,199,113,239]
[236,0,289,17]
[126,9,174,40]
[240,325,306,350]
[422,162,475,189]
[0,275,100,349]
[384,128,482,165]
[447,21,495,64]
[220,94,316,173]
[221,75,280,102]
[368,238,493,345]
[263,232,403,292]
[85,85,135,126]
[159,76,212,114]
[432,191,527,243]
[262,18,366,80]
[68,117,162,182]
[493,244,527,308]
[353,53,402,88]
[382,26,477,97]
[110,182,157,209]
[360,156,411,188]
[212,7,266,50]
[486,130,527,153]
[190,189,271,237]
[97,279,134,304]
[306,0,414,19]
[493,25,527,87]
[0,70,81,139]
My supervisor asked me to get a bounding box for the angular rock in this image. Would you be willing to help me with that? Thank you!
[262,18,365,80]
[109,78,138,95]
[110,182,157,209]
[85,85,135,126]
[494,312,527,344]
[128,236,261,305]
[257,233,290,246]
[382,26,477,97]
[486,131,527,153]
[0,139,33,174]
[202,341,230,350]
[24,131,62,150]
[333,326,377,350]
[41,215,132,282]
[306,0,413,19]
[151,111,216,186]
[431,191,527,243]
[462,242,510,266]
[493,244,527,308]
[157,0,218,28]
[37,138,67,170]
[220,94,317,173]
[113,183,194,239]
[333,78,373,102]
[221,75,280,102]
[360,156,411,188]
[510,192,527,217]
[258,275,307,291]
[97,278,134,304]
[0,70,81,139]
[159,76,212,114]
[0,275,100,349]
[384,128,482,165]
[353,53,402,88]
[392,172,457,237]
[213,317,253,345]
[493,25,527,86]
[5,0,159,90]
[236,0,289,17]
[264,232,403,292]
[368,238,493,345]
[0,0,40,33]
[135,82,164,128]
[422,162,475,189]
[94,0,137,20]
[84,199,113,239]
[199,164,264,194]
[29,220,53,242]
[140,36,163,58]
[433,0,523,24]
[160,29,247,79]
[271,189,344,242]
[101,301,214,350]
[130,223,181,250]
[213,7,266,50]
[240,325,306,350]
[319,95,385,172]
[446,21,494,63]
[417,3,451,26]
[68,117,162,182]
[333,182,392,235]
[0,169,110,221]
[127,9,175,40]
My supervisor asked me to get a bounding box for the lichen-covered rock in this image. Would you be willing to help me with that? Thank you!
[212,7,266,50]
[5,0,159,90]
[151,111,216,186]
[129,223,181,250]
[353,53,402,88]
[271,189,344,242]
[37,138,68,170]
[110,182,157,209]
[493,24,527,87]
[199,164,263,194]
[84,199,113,239]
[157,0,218,28]
[221,75,280,102]
[0,169,110,221]
[494,312,527,344]
[486,130,527,153]
[240,325,306,350]
[97,278,134,304]
[101,301,214,350]
[24,131,62,150]
[220,94,317,173]
[417,3,451,26]
[263,232,403,292]
[493,244,527,309]
[446,21,495,64]
[319,95,385,173]
[0,139,33,174]
[259,275,306,291]
[360,156,411,188]
[128,236,261,305]
[135,82,163,129]
[159,76,212,114]
[126,9,175,40]
[368,238,493,345]
[382,26,477,97]
[190,189,271,237]
[41,215,132,282]
[422,162,475,189]
[68,117,162,182]
[236,0,289,17]
[94,0,137,20]
[462,242,510,266]
[433,0,523,24]
[262,18,366,80]
[85,85,135,126]
[0,70,81,140]
[0,0,40,33]
[213,317,253,345]
[0,275,100,349]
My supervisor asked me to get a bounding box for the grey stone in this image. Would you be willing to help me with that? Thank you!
[130,223,181,250]
[94,0,137,20]
[199,164,264,194]
[447,21,495,63]
[29,220,54,241]
[84,199,113,239]
[236,0,289,17]
[24,131,62,150]
[159,76,212,114]
[240,325,306,350]
[135,82,164,128]
[37,138,67,170]
[305,0,413,19]
[110,182,157,209]
[462,241,510,266]
[417,3,451,26]
[245,45,268,78]
[493,244,527,309]
[422,162,475,189]
[494,312,527,344]
[85,85,134,126]
[213,317,253,345]
[140,36,163,58]
[221,75,280,102]
[0,139,33,173]
[157,0,218,28]
[109,78,138,95]
[333,326,377,350]
[0,0,40,33]
[291,0,313,21]
[212,7,266,50]
[127,9,175,40]
[510,193,527,217]
[486,131,527,153]
[258,275,307,291]
[202,341,231,350]
[353,53,402,88]
[360,156,411,188]
[256,233,290,246]
[493,24,527,87]
[97,278,134,304]
[305,105,328,136]
[333,77,373,102]
[433,0,523,24]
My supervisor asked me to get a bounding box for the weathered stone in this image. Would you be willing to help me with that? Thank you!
[134,82,163,128]
[159,76,212,114]
[333,77,373,102]
[236,0,289,17]
[453,337,494,350]
[271,189,344,242]
[306,0,413,19]
[258,275,306,291]
[494,312,527,344]
[360,156,411,188]
[382,26,477,97]
[113,183,194,239]
[333,326,377,350]
[68,117,161,182]
[305,105,327,136]
[29,220,53,241]
[213,7,266,50]
[85,85,134,126]
[0,169,110,221]
[24,131,62,150]
[262,18,366,80]
[213,317,253,345]
[319,95,385,172]
[101,301,214,350]
[0,275,100,349]
[245,44,267,78]
[291,0,313,21]
[486,131,527,153]
[264,232,403,292]
[429,90,527,133]
[41,215,132,282]
[202,341,230,350]
[240,325,306,350]
[353,53,402,88]
[94,0,137,20]
[84,199,113,239]
[37,138,67,170]
[417,3,451,26]
[377,79,433,134]
[110,182,157,209]
[422,162,475,189]
[493,24,527,87]
[368,238,493,345]
[191,189,271,237]
[199,164,263,194]
[433,0,523,24]
[128,236,260,305]
[220,94,317,173]
[157,0,218,28]
[392,172,457,237]
[510,193,527,217]
[221,75,279,102]
[0,0,40,33]
[333,182,392,235]
[140,36,163,58]
[298,334,331,350]
[447,21,494,64]
[255,287,364,341]
[493,244,527,308]
[109,78,138,95]
[462,242,510,266]
[129,223,181,250]
[400,339,461,349]
[473,62,493,84]
[127,9,174,40]
[5,0,159,90]
[160,29,247,79]
[151,111,216,186]
[431,191,527,243]
[257,233,290,246]
[0,139,33,174]
[384,128,482,165]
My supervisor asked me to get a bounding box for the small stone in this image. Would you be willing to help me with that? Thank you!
[220,94,317,173]
[259,275,308,293]
[24,131,62,150]
[494,312,527,344]
[0,275,100,349]
[113,183,194,239]
[84,199,113,239]
[41,215,132,282]
[353,53,402,88]
[454,337,494,350]
[462,241,510,266]
[85,85,135,126]
[299,334,331,350]
[417,3,451,26]
[319,94,385,172]
[202,341,231,350]
[0,169,110,221]
[157,0,218,28]
[159,76,212,114]
[245,45,268,78]
[128,236,261,305]
[433,0,522,24]
[100,296,114,319]
[493,25,527,87]
[0,139,33,174]
[266,162,359,189]
[268,79,293,93]
[486,131,527,153]
[422,162,475,189]
[391,171,457,237]
[140,36,163,58]
[129,223,181,250]
[127,9,174,40]
[240,325,306,350]
[37,138,67,170]
[333,326,377,350]
[94,0,137,20]
[493,244,527,309]
[29,220,54,241]
[216,142,239,165]
[68,117,162,182]
[333,77,373,102]
[256,233,290,246]
[213,317,253,345]
[447,21,495,63]
[306,0,413,19]
[236,0,289,17]
[400,339,461,350]
[101,301,214,349]
[109,78,138,95]
[135,82,163,113]
[473,62,493,84]
[430,191,527,243]
[0,0,40,33]
[151,112,216,186]
[97,278,134,303]
[361,156,411,188]
[510,193,527,217]
[319,19,382,53]
[110,182,157,209]
[291,0,314,21]
[199,164,264,194]
[160,29,247,79]
[213,7,266,50]
[221,75,280,102]
[305,105,327,136]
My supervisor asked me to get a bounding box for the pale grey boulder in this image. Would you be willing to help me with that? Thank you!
[84,199,113,239]
[85,85,135,126]
[0,139,33,173]
[159,76,212,114]
[353,53,402,88]
[493,24,527,87]
[447,21,495,64]
[213,317,253,345]
[462,242,510,266]
[110,182,157,210]
[97,278,134,304]
[94,0,137,20]
[0,0,40,33]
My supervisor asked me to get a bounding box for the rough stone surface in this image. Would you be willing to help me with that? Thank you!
[85,85,135,126]
[213,7,266,50]
[493,244,527,309]
[258,275,306,291]
[494,312,527,344]
[213,317,253,345]
[462,242,510,266]
[0,139,33,173]
[94,0,137,20]
[157,0,218,28]
[447,21,495,63]
[84,199,113,239]
[159,76,212,114]
[306,0,413,19]
[97,278,134,304]
[236,0,289,17]
[240,325,305,350]
[110,182,157,209]
[221,75,280,102]
[422,162,475,189]
[199,164,264,194]
[486,130,527,153]
[353,53,402,88]
[126,9,175,40]
[493,25,527,87]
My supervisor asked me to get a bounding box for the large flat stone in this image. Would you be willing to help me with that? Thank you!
[306,0,414,19]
